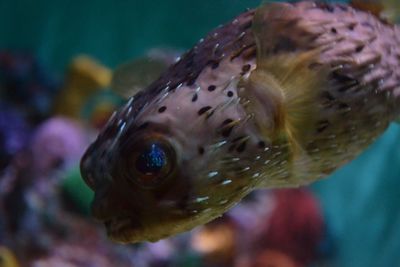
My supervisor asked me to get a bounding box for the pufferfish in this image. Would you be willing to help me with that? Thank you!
[80,0,400,243]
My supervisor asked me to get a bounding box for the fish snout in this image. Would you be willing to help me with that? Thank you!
[80,147,97,190]
[80,140,114,190]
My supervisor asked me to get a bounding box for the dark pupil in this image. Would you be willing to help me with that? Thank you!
[136,143,167,175]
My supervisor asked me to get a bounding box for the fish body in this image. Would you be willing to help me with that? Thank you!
[80,1,400,243]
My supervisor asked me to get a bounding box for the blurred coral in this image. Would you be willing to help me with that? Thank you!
[53,55,112,120]
[0,52,60,123]
[0,103,31,172]
[253,189,325,267]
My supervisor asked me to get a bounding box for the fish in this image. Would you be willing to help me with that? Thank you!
[80,0,400,243]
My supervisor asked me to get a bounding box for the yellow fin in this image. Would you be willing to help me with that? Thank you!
[243,2,335,187]
[239,51,326,156]
[111,57,169,99]
[351,0,400,23]
[238,50,330,188]
[242,2,329,155]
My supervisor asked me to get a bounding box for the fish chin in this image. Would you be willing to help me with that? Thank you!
[105,218,163,243]
[104,215,187,243]
[104,209,224,243]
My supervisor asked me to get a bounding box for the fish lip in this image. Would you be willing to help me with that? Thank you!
[103,216,144,243]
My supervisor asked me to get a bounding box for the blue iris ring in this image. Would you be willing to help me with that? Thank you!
[136,143,167,175]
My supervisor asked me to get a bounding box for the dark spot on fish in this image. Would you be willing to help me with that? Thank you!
[192,93,198,102]
[198,146,205,155]
[227,91,234,97]
[186,78,196,86]
[221,119,234,137]
[348,24,355,31]
[273,37,297,53]
[208,85,216,92]
[230,44,255,61]
[198,106,212,116]
[319,3,335,13]
[337,4,348,11]
[241,20,252,31]
[169,84,178,91]
[236,141,247,153]
[258,141,266,149]
[317,120,330,133]
[137,122,149,130]
[355,45,364,53]
[211,61,220,69]
[337,82,359,92]
[331,28,337,34]
[241,64,251,74]
[232,135,247,143]
[331,71,359,92]
[206,109,215,119]
[158,106,167,113]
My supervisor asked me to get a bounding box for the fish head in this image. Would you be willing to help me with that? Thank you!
[80,74,259,243]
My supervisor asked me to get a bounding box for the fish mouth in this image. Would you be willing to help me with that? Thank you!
[102,211,200,244]
[103,216,144,244]
[103,216,178,244]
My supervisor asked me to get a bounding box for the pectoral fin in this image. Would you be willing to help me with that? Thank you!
[238,51,331,188]
[238,2,334,187]
[239,51,326,155]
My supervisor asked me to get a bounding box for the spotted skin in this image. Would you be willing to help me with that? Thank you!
[81,1,400,243]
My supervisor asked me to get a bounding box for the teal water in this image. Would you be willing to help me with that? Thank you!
[0,0,260,72]
[312,123,400,267]
[1,1,399,266]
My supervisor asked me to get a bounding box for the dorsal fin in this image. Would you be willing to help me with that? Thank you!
[111,57,169,99]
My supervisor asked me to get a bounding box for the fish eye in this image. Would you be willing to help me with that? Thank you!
[128,138,175,188]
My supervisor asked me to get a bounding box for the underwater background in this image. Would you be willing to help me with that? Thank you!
[1,0,400,266]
